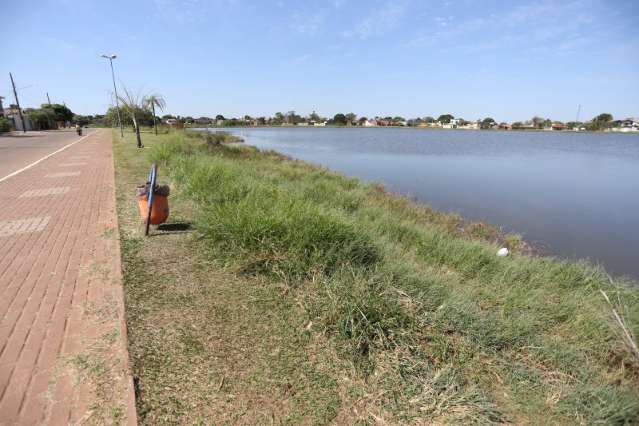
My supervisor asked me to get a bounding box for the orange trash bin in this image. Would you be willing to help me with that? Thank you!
[136,184,170,225]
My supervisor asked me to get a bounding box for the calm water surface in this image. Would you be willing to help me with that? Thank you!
[215,128,639,279]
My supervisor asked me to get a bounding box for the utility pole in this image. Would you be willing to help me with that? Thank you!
[576,104,581,123]
[46,92,51,105]
[9,73,26,133]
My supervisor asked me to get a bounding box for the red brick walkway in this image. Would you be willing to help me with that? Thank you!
[0,130,136,425]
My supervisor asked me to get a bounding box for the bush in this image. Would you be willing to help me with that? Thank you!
[202,131,243,148]
[0,117,10,133]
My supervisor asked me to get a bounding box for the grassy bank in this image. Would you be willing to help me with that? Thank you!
[114,129,639,424]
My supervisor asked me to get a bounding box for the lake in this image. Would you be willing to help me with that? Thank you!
[208,127,639,279]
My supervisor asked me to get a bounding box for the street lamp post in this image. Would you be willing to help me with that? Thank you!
[101,54,123,137]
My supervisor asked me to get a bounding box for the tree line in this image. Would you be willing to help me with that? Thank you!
[174,112,621,130]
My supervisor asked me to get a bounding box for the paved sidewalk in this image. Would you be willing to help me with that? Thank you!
[0,129,136,425]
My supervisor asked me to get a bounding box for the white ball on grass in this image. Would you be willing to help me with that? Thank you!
[497,247,509,257]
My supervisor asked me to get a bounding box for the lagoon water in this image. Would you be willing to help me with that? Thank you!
[214,127,639,279]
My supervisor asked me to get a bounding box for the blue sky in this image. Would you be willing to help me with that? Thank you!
[2,0,638,121]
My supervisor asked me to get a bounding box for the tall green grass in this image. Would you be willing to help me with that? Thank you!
[149,131,639,424]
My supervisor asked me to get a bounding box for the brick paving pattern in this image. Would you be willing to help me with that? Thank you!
[0,130,136,425]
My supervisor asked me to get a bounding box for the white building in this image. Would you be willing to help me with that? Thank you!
[619,118,639,132]
[3,105,33,131]
[442,118,460,129]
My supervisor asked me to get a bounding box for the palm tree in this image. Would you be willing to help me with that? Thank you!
[144,94,166,135]
[117,86,145,148]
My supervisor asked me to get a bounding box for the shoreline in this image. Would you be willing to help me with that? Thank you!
[188,125,639,135]
[198,127,639,280]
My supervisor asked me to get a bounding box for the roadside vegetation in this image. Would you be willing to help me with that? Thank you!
[114,129,639,424]
[0,117,11,133]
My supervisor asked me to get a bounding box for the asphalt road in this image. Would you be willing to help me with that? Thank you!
[0,129,95,180]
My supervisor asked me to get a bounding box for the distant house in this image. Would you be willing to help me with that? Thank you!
[314,121,327,127]
[165,118,178,126]
[619,118,639,132]
[4,104,33,131]
[297,122,309,126]
[460,121,479,130]
[498,122,512,130]
[442,118,460,129]
[363,119,377,127]
[194,117,212,125]
[551,122,566,131]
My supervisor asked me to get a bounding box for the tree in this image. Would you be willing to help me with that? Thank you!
[594,113,613,123]
[531,116,545,129]
[73,114,91,126]
[117,86,147,149]
[41,103,73,123]
[0,117,11,133]
[437,114,454,124]
[512,121,524,130]
[29,109,57,130]
[144,94,166,135]
[106,106,131,127]
[481,117,496,129]
[215,114,225,121]
[309,111,320,123]
[273,112,285,125]
[285,111,302,124]
[586,113,613,131]
[333,113,347,125]
[345,113,357,126]
[423,116,435,123]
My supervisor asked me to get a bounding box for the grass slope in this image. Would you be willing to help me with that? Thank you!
[115,129,639,424]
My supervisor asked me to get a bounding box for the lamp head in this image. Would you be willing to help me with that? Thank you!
[101,54,117,59]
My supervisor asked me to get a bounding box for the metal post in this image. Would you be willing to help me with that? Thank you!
[102,54,124,137]
[145,163,157,236]
[109,58,124,137]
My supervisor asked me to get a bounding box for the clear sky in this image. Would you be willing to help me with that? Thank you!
[2,0,638,122]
